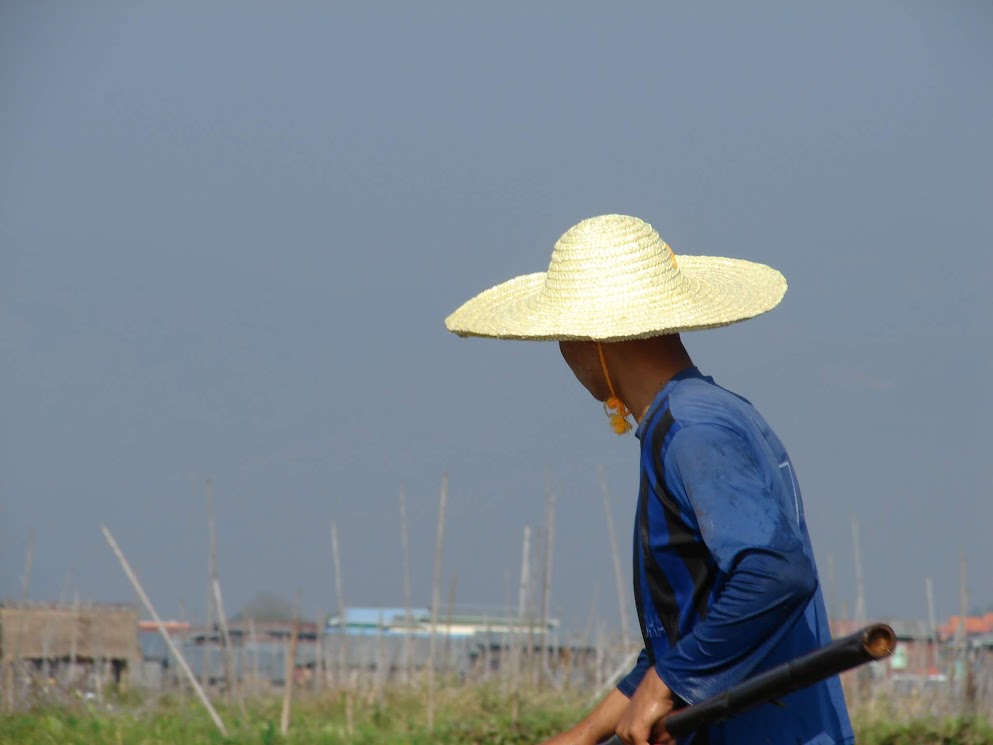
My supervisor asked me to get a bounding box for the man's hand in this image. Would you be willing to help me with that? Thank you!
[537,689,631,745]
[614,666,675,745]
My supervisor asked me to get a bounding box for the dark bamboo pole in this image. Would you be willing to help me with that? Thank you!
[599,624,896,744]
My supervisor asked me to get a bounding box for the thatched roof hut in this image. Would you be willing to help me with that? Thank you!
[0,602,139,663]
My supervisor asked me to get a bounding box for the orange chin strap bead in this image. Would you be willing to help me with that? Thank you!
[597,342,633,435]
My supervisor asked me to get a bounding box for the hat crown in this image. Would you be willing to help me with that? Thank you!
[542,214,680,302]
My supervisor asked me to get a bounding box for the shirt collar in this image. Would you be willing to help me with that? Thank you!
[634,366,704,440]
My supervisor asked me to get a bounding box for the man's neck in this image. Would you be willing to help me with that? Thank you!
[608,337,694,424]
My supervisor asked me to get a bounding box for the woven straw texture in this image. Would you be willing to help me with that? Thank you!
[445,214,787,341]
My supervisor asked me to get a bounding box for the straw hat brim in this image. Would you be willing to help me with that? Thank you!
[445,256,787,341]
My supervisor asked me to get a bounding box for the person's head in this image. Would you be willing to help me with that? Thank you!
[558,335,694,431]
[557,335,689,402]
[557,340,611,402]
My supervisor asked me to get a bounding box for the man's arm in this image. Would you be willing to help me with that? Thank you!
[538,688,631,745]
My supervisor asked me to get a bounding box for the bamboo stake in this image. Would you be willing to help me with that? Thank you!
[503,569,512,687]
[212,581,236,704]
[40,578,61,685]
[178,599,188,696]
[94,631,104,704]
[375,611,387,700]
[482,617,492,681]
[399,485,414,684]
[599,466,632,651]
[595,621,607,691]
[314,608,325,693]
[528,526,541,687]
[206,479,238,707]
[959,552,975,710]
[443,572,458,676]
[249,618,259,698]
[427,472,449,732]
[51,578,67,686]
[517,524,532,688]
[345,671,355,736]
[510,524,532,724]
[101,525,228,736]
[201,582,213,692]
[7,528,36,710]
[330,520,348,686]
[926,576,939,672]
[518,526,532,619]
[67,591,80,687]
[540,472,557,683]
[581,582,601,660]
[280,591,301,736]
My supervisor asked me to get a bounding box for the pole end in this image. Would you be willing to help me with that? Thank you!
[863,624,897,658]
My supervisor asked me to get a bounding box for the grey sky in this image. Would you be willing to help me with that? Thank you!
[2,3,991,635]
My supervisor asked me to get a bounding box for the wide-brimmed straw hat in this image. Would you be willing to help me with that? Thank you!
[445,214,787,341]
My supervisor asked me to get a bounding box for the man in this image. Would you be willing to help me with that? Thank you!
[445,214,853,745]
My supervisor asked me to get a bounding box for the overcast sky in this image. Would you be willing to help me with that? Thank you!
[2,2,991,636]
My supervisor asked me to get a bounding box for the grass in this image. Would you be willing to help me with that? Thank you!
[0,684,580,745]
[1,684,991,744]
[854,716,993,745]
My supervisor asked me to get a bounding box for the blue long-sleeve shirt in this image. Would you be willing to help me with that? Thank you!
[617,368,853,745]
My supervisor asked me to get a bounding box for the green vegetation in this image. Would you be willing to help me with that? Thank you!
[0,685,576,745]
[854,715,993,745]
[1,687,991,745]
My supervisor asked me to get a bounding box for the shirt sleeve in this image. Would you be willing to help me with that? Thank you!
[617,648,650,698]
[655,423,818,704]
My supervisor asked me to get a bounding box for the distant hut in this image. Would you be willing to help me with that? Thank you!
[0,602,140,685]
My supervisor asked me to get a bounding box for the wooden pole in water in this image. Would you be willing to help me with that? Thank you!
[427,473,449,731]
[599,466,631,650]
[101,525,228,736]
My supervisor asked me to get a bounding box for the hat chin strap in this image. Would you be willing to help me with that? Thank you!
[597,342,633,435]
